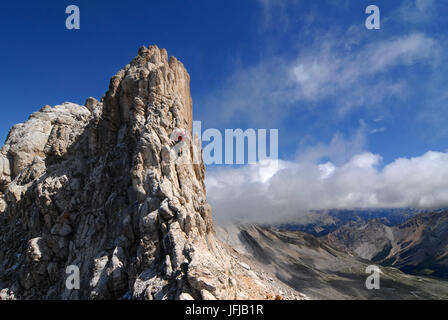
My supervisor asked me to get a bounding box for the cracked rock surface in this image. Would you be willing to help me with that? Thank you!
[0,45,307,300]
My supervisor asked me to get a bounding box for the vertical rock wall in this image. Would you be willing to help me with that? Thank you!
[0,45,303,300]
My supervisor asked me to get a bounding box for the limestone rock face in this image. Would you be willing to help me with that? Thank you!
[0,45,302,300]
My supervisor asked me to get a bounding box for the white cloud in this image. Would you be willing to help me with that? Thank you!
[290,33,439,114]
[297,122,367,165]
[397,0,436,23]
[257,0,301,28]
[369,127,385,134]
[206,150,448,225]
[201,32,439,126]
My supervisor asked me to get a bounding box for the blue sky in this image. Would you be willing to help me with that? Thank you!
[1,0,448,219]
[1,0,447,163]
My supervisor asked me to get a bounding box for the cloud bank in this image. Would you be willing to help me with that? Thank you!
[206,150,448,224]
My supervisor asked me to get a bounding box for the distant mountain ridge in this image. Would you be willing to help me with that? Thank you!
[326,210,448,278]
[276,208,445,237]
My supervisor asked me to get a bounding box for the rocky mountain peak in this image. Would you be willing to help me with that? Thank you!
[0,45,304,300]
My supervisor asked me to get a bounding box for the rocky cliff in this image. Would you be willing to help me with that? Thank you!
[0,45,303,300]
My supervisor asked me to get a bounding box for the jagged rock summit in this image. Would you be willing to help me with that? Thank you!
[0,45,305,300]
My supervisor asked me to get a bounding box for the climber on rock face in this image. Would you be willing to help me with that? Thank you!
[176,135,183,157]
